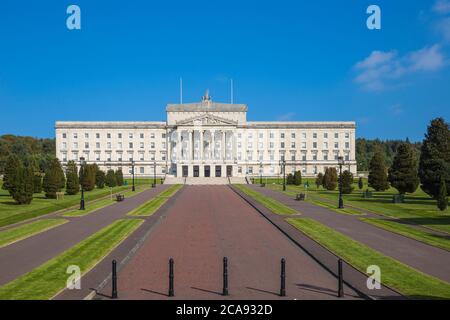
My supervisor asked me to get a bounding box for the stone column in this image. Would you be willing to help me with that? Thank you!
[200,130,204,161]
[177,130,181,162]
[222,130,226,161]
[190,130,194,161]
[211,130,215,160]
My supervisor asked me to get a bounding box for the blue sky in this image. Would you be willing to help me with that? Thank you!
[0,0,449,140]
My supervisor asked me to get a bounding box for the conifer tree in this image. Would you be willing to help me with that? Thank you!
[11,165,34,204]
[293,170,302,186]
[368,149,390,191]
[315,172,324,189]
[65,160,79,195]
[43,158,65,199]
[115,169,124,186]
[341,170,354,194]
[33,173,42,194]
[96,170,106,189]
[2,154,21,195]
[388,143,419,194]
[419,118,450,199]
[105,169,117,188]
[323,167,338,191]
[437,177,448,211]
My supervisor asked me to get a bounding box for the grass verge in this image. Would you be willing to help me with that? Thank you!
[234,184,298,215]
[127,185,183,217]
[0,219,68,248]
[287,218,450,299]
[360,218,450,252]
[0,219,144,300]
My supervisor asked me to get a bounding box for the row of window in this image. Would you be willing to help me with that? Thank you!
[239,141,350,150]
[238,132,351,140]
[61,141,166,150]
[238,152,350,162]
[239,165,343,175]
[62,132,166,140]
[62,152,167,162]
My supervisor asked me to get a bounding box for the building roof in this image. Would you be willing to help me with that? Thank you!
[55,121,166,129]
[166,102,248,112]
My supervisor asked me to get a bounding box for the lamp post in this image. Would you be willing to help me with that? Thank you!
[338,156,344,209]
[153,160,156,188]
[259,161,263,185]
[279,158,286,191]
[131,159,135,192]
[79,157,86,210]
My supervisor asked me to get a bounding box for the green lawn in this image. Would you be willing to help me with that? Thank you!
[234,184,298,215]
[360,218,450,252]
[62,186,149,217]
[287,218,450,299]
[0,219,144,300]
[265,179,450,234]
[127,184,183,217]
[0,219,68,248]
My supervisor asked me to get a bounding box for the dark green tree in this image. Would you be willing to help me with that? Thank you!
[2,154,21,195]
[286,173,294,185]
[358,177,364,190]
[341,170,354,194]
[368,149,390,191]
[323,167,338,191]
[96,170,106,189]
[388,143,419,195]
[315,172,324,189]
[42,158,65,199]
[293,171,302,186]
[115,169,124,186]
[105,169,117,188]
[11,165,34,204]
[12,164,34,204]
[80,164,96,191]
[437,177,448,211]
[33,173,42,193]
[65,161,79,195]
[418,118,450,199]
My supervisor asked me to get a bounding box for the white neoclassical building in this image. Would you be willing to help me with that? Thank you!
[55,92,356,180]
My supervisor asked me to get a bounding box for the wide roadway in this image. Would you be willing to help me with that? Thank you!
[100,185,361,299]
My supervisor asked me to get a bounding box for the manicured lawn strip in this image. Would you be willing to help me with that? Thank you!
[360,218,450,252]
[0,219,144,300]
[234,184,298,215]
[287,218,450,299]
[0,185,131,228]
[62,186,149,217]
[0,219,68,248]
[127,185,182,217]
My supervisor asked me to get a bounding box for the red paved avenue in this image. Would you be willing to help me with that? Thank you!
[100,186,361,299]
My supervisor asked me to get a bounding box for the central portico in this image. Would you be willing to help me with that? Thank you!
[167,91,244,178]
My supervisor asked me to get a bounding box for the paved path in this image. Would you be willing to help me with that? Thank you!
[0,185,169,286]
[249,185,450,283]
[98,186,362,300]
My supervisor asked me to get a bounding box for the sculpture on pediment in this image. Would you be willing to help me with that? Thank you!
[202,90,212,102]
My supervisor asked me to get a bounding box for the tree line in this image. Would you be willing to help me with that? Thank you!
[316,118,449,211]
[2,156,125,204]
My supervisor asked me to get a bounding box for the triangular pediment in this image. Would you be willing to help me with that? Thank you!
[176,114,237,126]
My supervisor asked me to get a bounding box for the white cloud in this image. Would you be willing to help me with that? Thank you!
[354,45,446,91]
[433,0,450,14]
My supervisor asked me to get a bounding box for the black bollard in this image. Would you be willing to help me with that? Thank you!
[223,257,229,296]
[280,258,286,297]
[338,259,344,298]
[169,258,174,297]
[111,260,118,299]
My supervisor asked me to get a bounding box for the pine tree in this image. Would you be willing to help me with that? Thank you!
[368,149,390,191]
[437,177,448,211]
[33,173,42,193]
[2,154,21,195]
[115,169,124,186]
[11,165,34,204]
[358,177,364,190]
[323,167,338,191]
[419,118,450,199]
[286,173,294,185]
[315,172,324,189]
[43,158,65,199]
[341,170,354,194]
[388,143,419,195]
[80,164,96,191]
[293,171,302,186]
[96,170,106,189]
[65,161,79,195]
[105,169,117,188]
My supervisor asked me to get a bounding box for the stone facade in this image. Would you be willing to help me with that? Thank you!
[55,94,356,178]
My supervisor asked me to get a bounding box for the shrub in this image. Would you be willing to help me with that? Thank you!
[323,167,338,191]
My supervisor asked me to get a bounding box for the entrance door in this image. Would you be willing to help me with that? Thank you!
[215,165,222,177]
[204,166,210,177]
[182,165,188,177]
[226,165,233,177]
[193,166,199,177]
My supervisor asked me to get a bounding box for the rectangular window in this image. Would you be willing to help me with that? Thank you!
[150,152,155,161]
[280,142,285,149]
[162,133,166,139]
[129,133,133,139]
[151,142,155,149]
[324,142,328,149]
[313,154,317,161]
[106,153,111,162]
[324,132,328,139]
[313,132,317,139]
[291,132,295,139]
[302,142,306,149]
[118,142,123,149]
[107,142,112,149]
[259,132,264,139]
[302,153,306,161]
[96,153,100,161]
[291,142,295,149]
[345,154,350,161]
[269,132,274,139]
[302,132,306,139]
[335,133,339,139]
[139,153,144,161]
[96,133,100,139]
[324,153,328,161]
[269,142,274,149]
[84,142,89,149]
[140,167,144,174]
[73,142,78,149]
[62,142,67,149]
[259,142,264,149]
[118,133,122,139]
[334,142,339,149]
[107,133,111,139]
[280,133,285,139]
[73,133,78,139]
[62,133,67,139]
[140,142,144,149]
[345,142,350,149]
[140,133,144,139]
[345,132,350,139]
[150,133,155,139]
[85,133,89,139]
[96,142,100,149]
[313,142,317,149]
[129,142,133,149]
